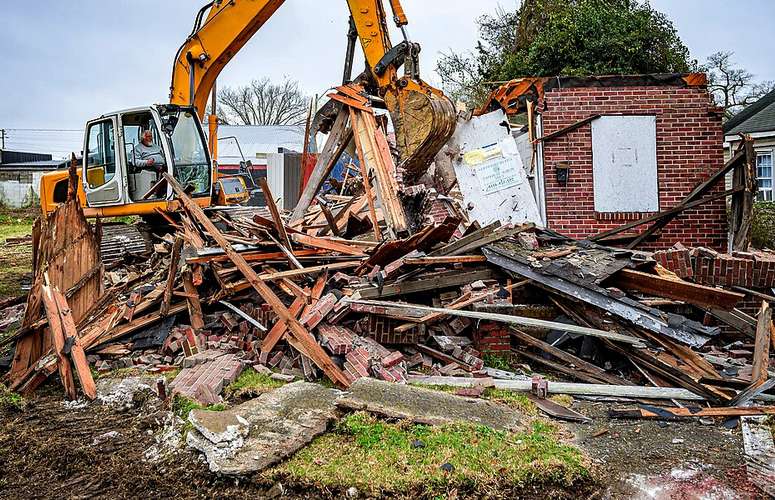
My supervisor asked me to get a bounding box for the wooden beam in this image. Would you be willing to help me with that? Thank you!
[40,283,76,400]
[49,285,96,400]
[393,280,529,333]
[590,188,741,242]
[610,405,775,419]
[407,376,707,401]
[291,109,353,223]
[404,256,488,265]
[612,269,744,310]
[258,261,360,281]
[510,328,630,385]
[346,298,645,345]
[534,114,600,143]
[261,295,306,353]
[182,271,205,331]
[164,173,350,387]
[291,233,366,256]
[354,269,496,299]
[160,237,183,317]
[259,177,294,253]
[752,301,772,386]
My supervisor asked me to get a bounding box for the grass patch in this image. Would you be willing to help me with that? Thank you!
[224,368,285,399]
[0,384,26,412]
[272,412,589,497]
[172,394,227,419]
[0,211,34,299]
[483,388,539,416]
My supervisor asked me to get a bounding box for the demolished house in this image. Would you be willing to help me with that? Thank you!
[1,76,774,493]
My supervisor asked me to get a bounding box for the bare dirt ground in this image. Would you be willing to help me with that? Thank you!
[569,401,765,499]
[0,386,768,499]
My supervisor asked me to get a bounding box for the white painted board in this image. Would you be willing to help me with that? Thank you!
[447,110,543,227]
[592,115,658,213]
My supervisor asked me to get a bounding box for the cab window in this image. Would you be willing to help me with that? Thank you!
[85,120,116,188]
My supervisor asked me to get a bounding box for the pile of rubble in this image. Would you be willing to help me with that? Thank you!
[1,86,774,493]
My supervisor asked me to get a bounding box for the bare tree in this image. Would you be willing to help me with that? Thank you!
[218,77,308,126]
[705,51,775,118]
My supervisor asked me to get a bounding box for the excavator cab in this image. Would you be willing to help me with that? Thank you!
[40,104,214,216]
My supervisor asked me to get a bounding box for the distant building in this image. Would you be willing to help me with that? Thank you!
[723,89,775,201]
[0,149,68,208]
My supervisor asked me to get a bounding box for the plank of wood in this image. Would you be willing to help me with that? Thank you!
[40,283,76,400]
[534,114,601,143]
[346,297,645,345]
[164,173,350,387]
[393,280,529,333]
[407,376,707,401]
[259,177,294,253]
[50,286,96,400]
[510,328,630,385]
[261,296,306,353]
[415,344,478,371]
[354,269,496,299]
[160,237,183,317]
[430,221,501,257]
[350,108,407,236]
[291,233,366,256]
[612,268,744,310]
[404,256,488,265]
[610,405,775,419]
[182,271,205,331]
[258,261,360,281]
[752,301,772,386]
[291,109,352,223]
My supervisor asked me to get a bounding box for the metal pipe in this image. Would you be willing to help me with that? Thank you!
[342,16,357,84]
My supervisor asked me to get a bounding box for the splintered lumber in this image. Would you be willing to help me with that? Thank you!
[612,269,744,310]
[349,107,407,236]
[261,296,306,353]
[161,237,183,317]
[49,285,97,400]
[393,280,529,333]
[291,109,353,223]
[610,405,775,420]
[164,173,350,387]
[430,221,500,256]
[345,298,645,345]
[291,233,367,257]
[404,256,488,265]
[40,283,77,400]
[509,328,631,385]
[182,271,206,331]
[752,301,772,386]
[259,177,294,254]
[355,269,496,299]
[407,376,707,401]
[258,261,360,281]
[483,245,713,348]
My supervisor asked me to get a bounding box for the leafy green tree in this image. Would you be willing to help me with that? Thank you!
[437,0,693,107]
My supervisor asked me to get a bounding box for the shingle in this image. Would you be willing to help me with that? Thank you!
[724,89,775,135]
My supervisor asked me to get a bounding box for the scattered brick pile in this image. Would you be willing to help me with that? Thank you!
[654,245,775,288]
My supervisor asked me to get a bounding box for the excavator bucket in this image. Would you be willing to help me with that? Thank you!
[385,84,456,183]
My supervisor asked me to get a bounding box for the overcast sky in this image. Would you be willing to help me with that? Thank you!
[1,0,773,155]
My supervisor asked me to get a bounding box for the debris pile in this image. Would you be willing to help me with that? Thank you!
[0,84,773,493]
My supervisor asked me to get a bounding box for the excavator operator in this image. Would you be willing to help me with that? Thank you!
[132,129,166,173]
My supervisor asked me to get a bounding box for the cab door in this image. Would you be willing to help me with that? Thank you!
[82,116,127,207]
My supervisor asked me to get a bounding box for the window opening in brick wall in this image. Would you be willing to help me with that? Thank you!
[757,150,773,201]
[591,115,658,212]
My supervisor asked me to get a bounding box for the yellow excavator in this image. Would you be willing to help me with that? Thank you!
[39,0,455,219]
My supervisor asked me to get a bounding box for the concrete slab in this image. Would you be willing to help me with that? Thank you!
[336,378,525,431]
[186,381,341,475]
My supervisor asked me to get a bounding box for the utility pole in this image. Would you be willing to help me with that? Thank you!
[0,129,5,150]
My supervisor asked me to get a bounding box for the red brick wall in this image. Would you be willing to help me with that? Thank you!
[540,85,727,250]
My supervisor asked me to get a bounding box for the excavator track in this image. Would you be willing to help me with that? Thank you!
[99,223,153,266]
